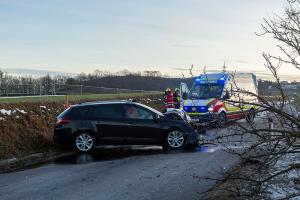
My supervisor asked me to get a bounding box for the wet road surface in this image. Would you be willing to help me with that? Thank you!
[0,145,238,200]
[0,120,261,200]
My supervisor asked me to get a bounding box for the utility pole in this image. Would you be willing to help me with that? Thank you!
[0,70,2,89]
[0,70,3,96]
[53,83,56,95]
[189,64,194,77]
[222,62,226,72]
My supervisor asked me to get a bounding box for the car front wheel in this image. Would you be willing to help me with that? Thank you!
[165,130,185,150]
[74,133,95,152]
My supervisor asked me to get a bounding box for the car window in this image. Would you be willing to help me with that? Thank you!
[135,103,164,116]
[89,104,124,119]
[64,106,90,119]
[124,105,153,120]
[167,113,183,121]
[58,107,72,119]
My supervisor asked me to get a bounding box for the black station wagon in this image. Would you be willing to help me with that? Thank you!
[54,100,199,152]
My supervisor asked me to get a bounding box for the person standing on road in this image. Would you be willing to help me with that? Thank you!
[173,88,181,109]
[163,88,175,112]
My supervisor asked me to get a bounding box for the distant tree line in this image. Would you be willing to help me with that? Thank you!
[0,70,66,96]
[66,70,193,92]
[1,68,297,96]
[0,69,192,96]
[258,79,300,96]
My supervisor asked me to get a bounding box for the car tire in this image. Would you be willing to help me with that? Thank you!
[164,130,185,150]
[218,112,227,128]
[246,109,255,123]
[74,132,95,153]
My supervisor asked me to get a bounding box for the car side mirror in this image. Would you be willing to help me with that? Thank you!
[223,92,230,100]
[153,114,160,123]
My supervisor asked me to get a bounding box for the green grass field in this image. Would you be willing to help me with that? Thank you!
[0,92,162,104]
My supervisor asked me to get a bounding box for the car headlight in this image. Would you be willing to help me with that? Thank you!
[208,104,214,112]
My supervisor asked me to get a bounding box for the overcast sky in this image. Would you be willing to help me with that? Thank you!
[0,0,299,79]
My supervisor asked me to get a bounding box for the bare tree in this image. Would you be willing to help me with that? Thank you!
[204,1,300,198]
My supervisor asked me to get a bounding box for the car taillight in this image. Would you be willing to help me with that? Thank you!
[56,118,71,126]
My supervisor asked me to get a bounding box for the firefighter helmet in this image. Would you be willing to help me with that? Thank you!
[165,88,172,92]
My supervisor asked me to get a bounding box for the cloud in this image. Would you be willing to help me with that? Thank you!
[172,67,190,71]
[172,67,227,73]
[172,44,202,48]
[233,60,248,64]
[220,59,249,64]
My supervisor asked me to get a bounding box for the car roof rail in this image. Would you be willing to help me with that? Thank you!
[75,99,136,106]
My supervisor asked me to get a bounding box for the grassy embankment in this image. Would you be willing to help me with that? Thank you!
[0,93,161,103]
[0,93,163,160]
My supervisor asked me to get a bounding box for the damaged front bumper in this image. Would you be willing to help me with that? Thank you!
[189,112,218,126]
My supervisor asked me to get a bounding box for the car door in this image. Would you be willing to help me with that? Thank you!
[91,104,130,144]
[123,104,162,144]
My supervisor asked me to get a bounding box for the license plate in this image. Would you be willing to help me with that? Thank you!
[191,118,200,122]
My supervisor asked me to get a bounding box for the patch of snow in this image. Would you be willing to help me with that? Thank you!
[0,109,27,116]
[0,109,12,115]
[40,106,47,109]
[16,109,27,114]
[267,152,300,199]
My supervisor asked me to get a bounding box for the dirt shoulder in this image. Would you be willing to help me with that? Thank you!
[205,150,300,199]
[205,159,259,200]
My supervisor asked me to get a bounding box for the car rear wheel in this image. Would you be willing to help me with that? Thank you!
[165,131,185,150]
[74,133,95,152]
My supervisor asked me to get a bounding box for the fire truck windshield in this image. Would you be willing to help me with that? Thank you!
[189,84,224,99]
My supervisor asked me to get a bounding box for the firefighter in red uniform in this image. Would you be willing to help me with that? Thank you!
[163,88,175,112]
[173,88,181,109]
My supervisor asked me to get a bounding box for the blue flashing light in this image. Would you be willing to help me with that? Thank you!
[217,75,226,84]
[183,106,188,111]
[219,74,226,81]
[199,106,206,111]
[195,74,227,85]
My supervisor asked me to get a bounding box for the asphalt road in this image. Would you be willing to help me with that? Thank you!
[0,121,259,200]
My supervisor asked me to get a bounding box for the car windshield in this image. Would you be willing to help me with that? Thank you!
[189,84,224,99]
